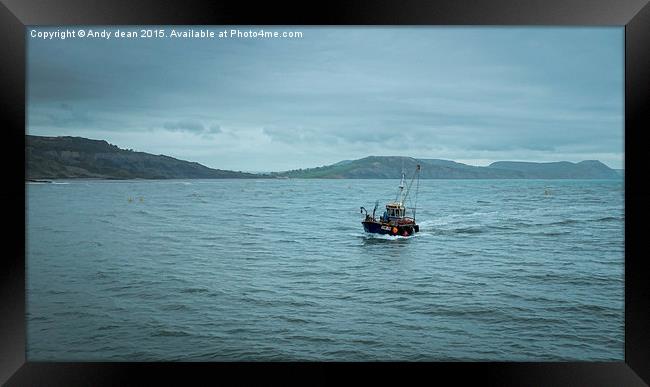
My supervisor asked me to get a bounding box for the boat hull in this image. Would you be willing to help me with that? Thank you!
[362,221,419,236]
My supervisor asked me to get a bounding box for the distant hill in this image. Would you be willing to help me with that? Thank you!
[26,136,621,180]
[26,135,263,179]
[273,156,621,179]
[488,160,620,179]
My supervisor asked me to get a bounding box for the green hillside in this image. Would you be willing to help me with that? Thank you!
[26,135,264,179]
[273,156,620,179]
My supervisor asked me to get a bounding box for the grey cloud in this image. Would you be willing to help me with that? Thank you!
[29,104,93,128]
[263,126,309,144]
[160,120,225,138]
[27,27,624,170]
[163,120,206,133]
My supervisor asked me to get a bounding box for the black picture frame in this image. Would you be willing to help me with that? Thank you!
[2,0,649,385]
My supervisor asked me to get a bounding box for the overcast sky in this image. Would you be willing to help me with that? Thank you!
[27,27,624,171]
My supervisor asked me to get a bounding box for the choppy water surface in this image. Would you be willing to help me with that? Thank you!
[26,179,624,361]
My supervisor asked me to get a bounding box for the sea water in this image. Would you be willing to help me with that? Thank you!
[26,179,624,361]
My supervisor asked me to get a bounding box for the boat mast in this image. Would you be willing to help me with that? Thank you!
[400,164,421,213]
[396,170,405,203]
[413,164,420,222]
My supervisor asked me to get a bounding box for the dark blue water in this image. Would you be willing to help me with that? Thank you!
[26,179,624,361]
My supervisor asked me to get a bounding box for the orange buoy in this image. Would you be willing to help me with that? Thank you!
[392,227,398,234]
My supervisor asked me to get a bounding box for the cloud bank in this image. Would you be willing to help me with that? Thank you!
[27,27,624,171]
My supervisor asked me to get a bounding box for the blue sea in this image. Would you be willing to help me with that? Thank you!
[26,179,624,361]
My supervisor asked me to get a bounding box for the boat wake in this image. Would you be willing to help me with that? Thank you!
[362,233,416,241]
[416,219,437,229]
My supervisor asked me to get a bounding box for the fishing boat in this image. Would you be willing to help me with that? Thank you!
[360,164,421,237]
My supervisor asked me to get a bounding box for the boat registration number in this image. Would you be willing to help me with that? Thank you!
[381,226,392,231]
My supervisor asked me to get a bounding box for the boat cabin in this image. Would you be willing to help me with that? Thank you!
[384,202,405,220]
